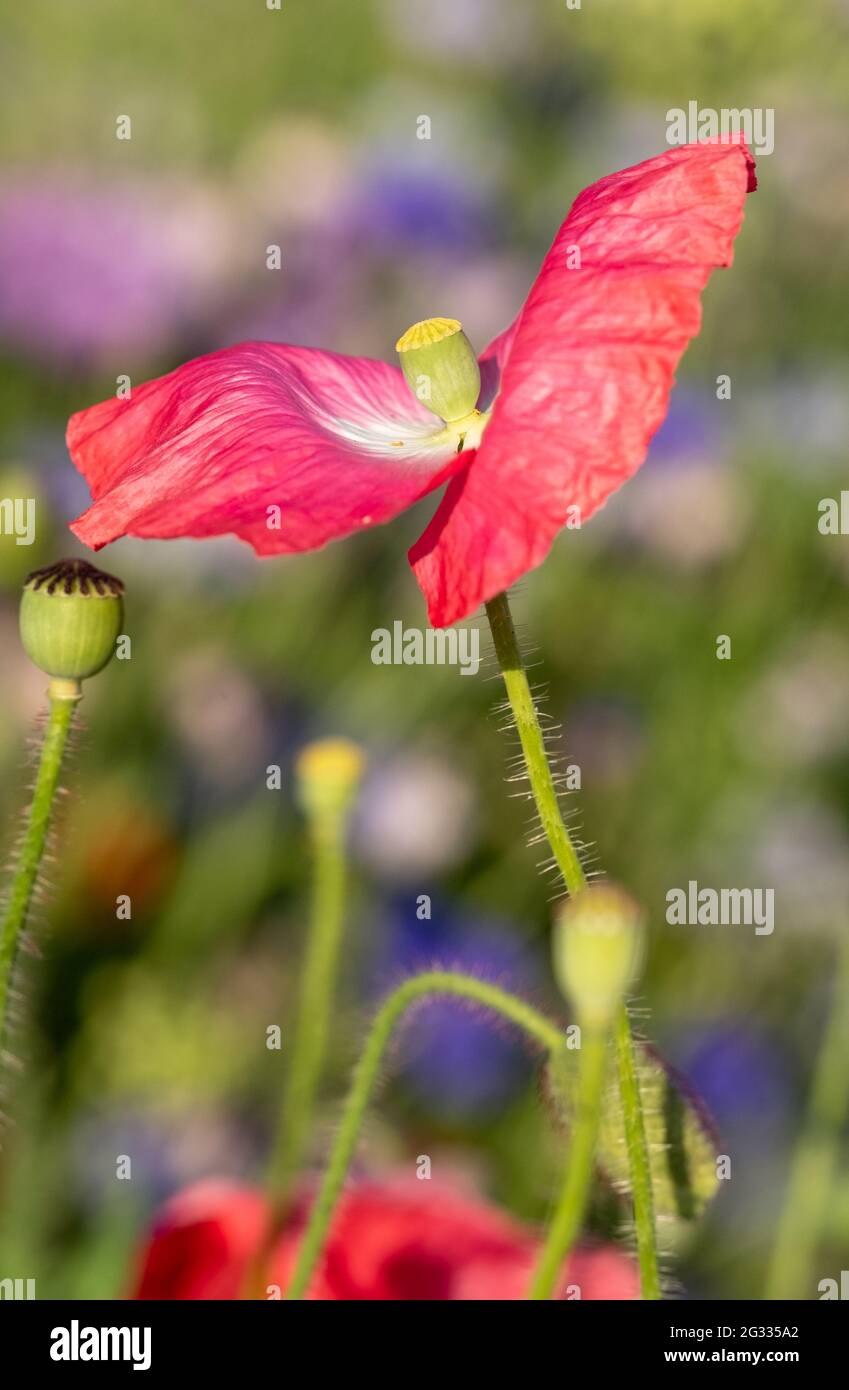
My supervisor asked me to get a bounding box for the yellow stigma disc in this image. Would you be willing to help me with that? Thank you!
[395,317,462,353]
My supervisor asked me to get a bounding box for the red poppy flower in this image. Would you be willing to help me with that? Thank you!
[68,140,755,627]
[133,1177,639,1301]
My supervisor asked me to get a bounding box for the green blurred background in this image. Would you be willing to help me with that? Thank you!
[0,0,848,1299]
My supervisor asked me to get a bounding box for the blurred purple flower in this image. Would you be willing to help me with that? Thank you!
[220,225,358,350]
[644,388,724,465]
[676,1024,791,1133]
[349,165,496,257]
[353,751,477,881]
[373,898,542,1120]
[0,177,229,368]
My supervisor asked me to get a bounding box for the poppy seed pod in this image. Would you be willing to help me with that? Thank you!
[396,317,481,423]
[553,886,644,1030]
[20,558,123,682]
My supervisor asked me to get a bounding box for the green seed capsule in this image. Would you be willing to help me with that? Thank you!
[20,558,124,682]
[396,317,481,423]
[553,885,644,1030]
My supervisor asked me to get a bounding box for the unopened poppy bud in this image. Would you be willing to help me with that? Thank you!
[553,886,644,1030]
[295,738,365,820]
[396,317,481,423]
[20,558,123,686]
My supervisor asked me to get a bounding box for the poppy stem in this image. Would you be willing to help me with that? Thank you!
[0,682,79,1058]
[529,1028,610,1299]
[240,741,364,1299]
[284,969,564,1300]
[764,927,849,1298]
[484,590,661,1300]
[484,591,586,896]
[268,810,349,1202]
[612,1004,662,1299]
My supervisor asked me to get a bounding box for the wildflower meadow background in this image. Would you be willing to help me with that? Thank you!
[0,0,848,1300]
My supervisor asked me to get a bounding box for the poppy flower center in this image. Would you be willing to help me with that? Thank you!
[396,316,482,426]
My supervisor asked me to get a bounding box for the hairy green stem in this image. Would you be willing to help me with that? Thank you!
[764,929,849,1299]
[0,684,78,1053]
[484,590,660,1299]
[285,970,564,1300]
[613,1005,662,1299]
[485,591,586,897]
[268,816,348,1201]
[530,1029,609,1299]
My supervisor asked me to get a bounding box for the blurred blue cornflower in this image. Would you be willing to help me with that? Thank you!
[348,164,496,258]
[371,896,543,1121]
[675,1022,792,1136]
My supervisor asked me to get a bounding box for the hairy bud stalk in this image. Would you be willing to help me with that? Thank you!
[0,560,124,1066]
[271,738,365,1195]
[484,589,661,1300]
[243,739,366,1298]
[530,887,645,1299]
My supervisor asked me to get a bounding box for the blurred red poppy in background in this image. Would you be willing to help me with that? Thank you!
[134,1177,639,1301]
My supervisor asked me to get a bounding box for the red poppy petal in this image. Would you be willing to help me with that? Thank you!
[133,1181,267,1300]
[68,342,460,553]
[272,1179,639,1300]
[410,140,756,626]
[131,1176,640,1300]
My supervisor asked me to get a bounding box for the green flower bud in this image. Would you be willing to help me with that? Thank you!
[295,738,366,820]
[396,317,481,423]
[553,886,644,1030]
[20,558,124,683]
